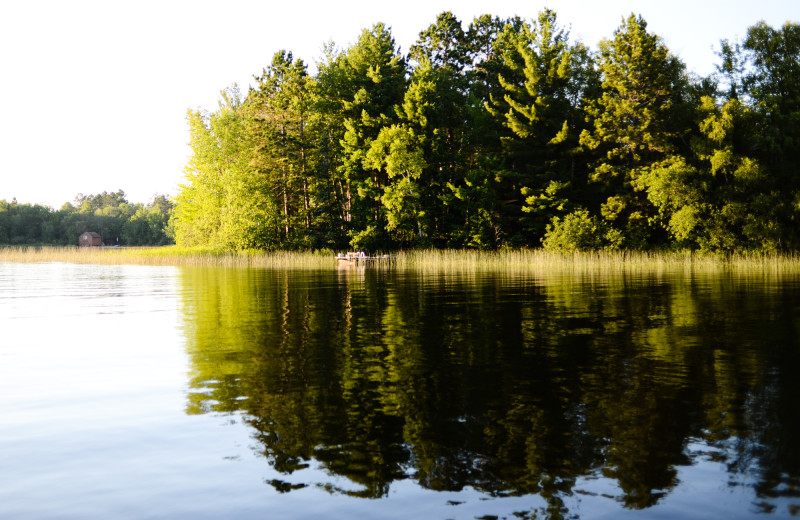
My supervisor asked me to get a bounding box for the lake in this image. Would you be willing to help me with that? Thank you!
[1,261,798,519]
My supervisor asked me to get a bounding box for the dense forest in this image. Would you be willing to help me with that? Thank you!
[174,10,800,253]
[0,191,174,246]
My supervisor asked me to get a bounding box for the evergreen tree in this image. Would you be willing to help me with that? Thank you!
[580,14,692,248]
[406,13,495,247]
[488,9,597,243]
[245,51,314,248]
[742,21,800,247]
[743,22,800,169]
[336,23,408,250]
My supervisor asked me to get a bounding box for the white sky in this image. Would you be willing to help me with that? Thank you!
[0,0,796,208]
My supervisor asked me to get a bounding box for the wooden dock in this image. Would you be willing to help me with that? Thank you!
[336,252,392,265]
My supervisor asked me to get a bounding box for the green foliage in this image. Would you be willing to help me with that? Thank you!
[174,88,255,249]
[521,179,573,240]
[245,51,315,248]
[577,14,694,249]
[364,125,427,242]
[124,200,175,246]
[542,208,621,251]
[582,14,689,168]
[0,194,174,246]
[742,22,800,165]
[168,12,800,254]
[484,10,597,244]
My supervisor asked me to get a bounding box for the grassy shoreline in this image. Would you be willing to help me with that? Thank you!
[2,245,800,274]
[0,246,334,269]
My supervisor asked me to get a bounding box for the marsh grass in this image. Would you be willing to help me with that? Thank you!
[2,246,800,275]
[393,249,800,276]
[0,246,335,269]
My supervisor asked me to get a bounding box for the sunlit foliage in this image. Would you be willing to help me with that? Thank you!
[167,12,800,253]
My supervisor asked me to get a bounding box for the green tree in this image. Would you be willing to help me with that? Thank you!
[310,43,353,248]
[174,85,270,249]
[488,9,597,243]
[464,14,526,248]
[410,11,471,72]
[168,11,800,254]
[741,21,800,247]
[122,195,175,245]
[646,96,780,252]
[580,14,692,248]
[408,13,489,247]
[245,51,314,247]
[74,190,128,214]
[364,125,427,243]
[743,22,800,169]
[641,21,799,253]
[541,208,621,251]
[335,23,408,250]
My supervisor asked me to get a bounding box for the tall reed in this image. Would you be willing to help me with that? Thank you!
[0,246,336,269]
[392,249,800,276]
[2,246,800,275]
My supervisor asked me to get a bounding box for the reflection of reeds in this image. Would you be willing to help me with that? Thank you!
[2,246,800,274]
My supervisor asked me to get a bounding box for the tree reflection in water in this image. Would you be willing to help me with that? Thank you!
[179,266,800,516]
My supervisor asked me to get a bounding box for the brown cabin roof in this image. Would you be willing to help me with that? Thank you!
[81,232,102,238]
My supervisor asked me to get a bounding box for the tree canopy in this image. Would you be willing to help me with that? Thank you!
[0,191,174,246]
[173,11,800,253]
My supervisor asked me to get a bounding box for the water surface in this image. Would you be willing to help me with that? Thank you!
[1,262,798,519]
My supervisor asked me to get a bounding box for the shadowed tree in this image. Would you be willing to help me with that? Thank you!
[487,9,597,243]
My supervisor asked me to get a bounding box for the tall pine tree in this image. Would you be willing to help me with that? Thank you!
[580,14,691,248]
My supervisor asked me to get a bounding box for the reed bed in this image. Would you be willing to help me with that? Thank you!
[2,246,800,275]
[0,246,336,269]
[392,249,800,276]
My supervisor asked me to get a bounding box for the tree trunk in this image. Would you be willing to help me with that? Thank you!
[300,119,309,230]
[281,122,290,238]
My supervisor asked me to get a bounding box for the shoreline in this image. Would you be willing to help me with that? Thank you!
[2,246,800,275]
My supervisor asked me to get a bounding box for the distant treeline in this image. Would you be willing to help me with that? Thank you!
[0,191,174,246]
[174,10,800,252]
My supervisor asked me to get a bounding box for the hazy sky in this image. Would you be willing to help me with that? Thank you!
[1,0,796,208]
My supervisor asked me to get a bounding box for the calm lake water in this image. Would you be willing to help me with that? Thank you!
[1,261,799,519]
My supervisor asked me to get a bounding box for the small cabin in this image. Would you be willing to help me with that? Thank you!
[79,232,103,247]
